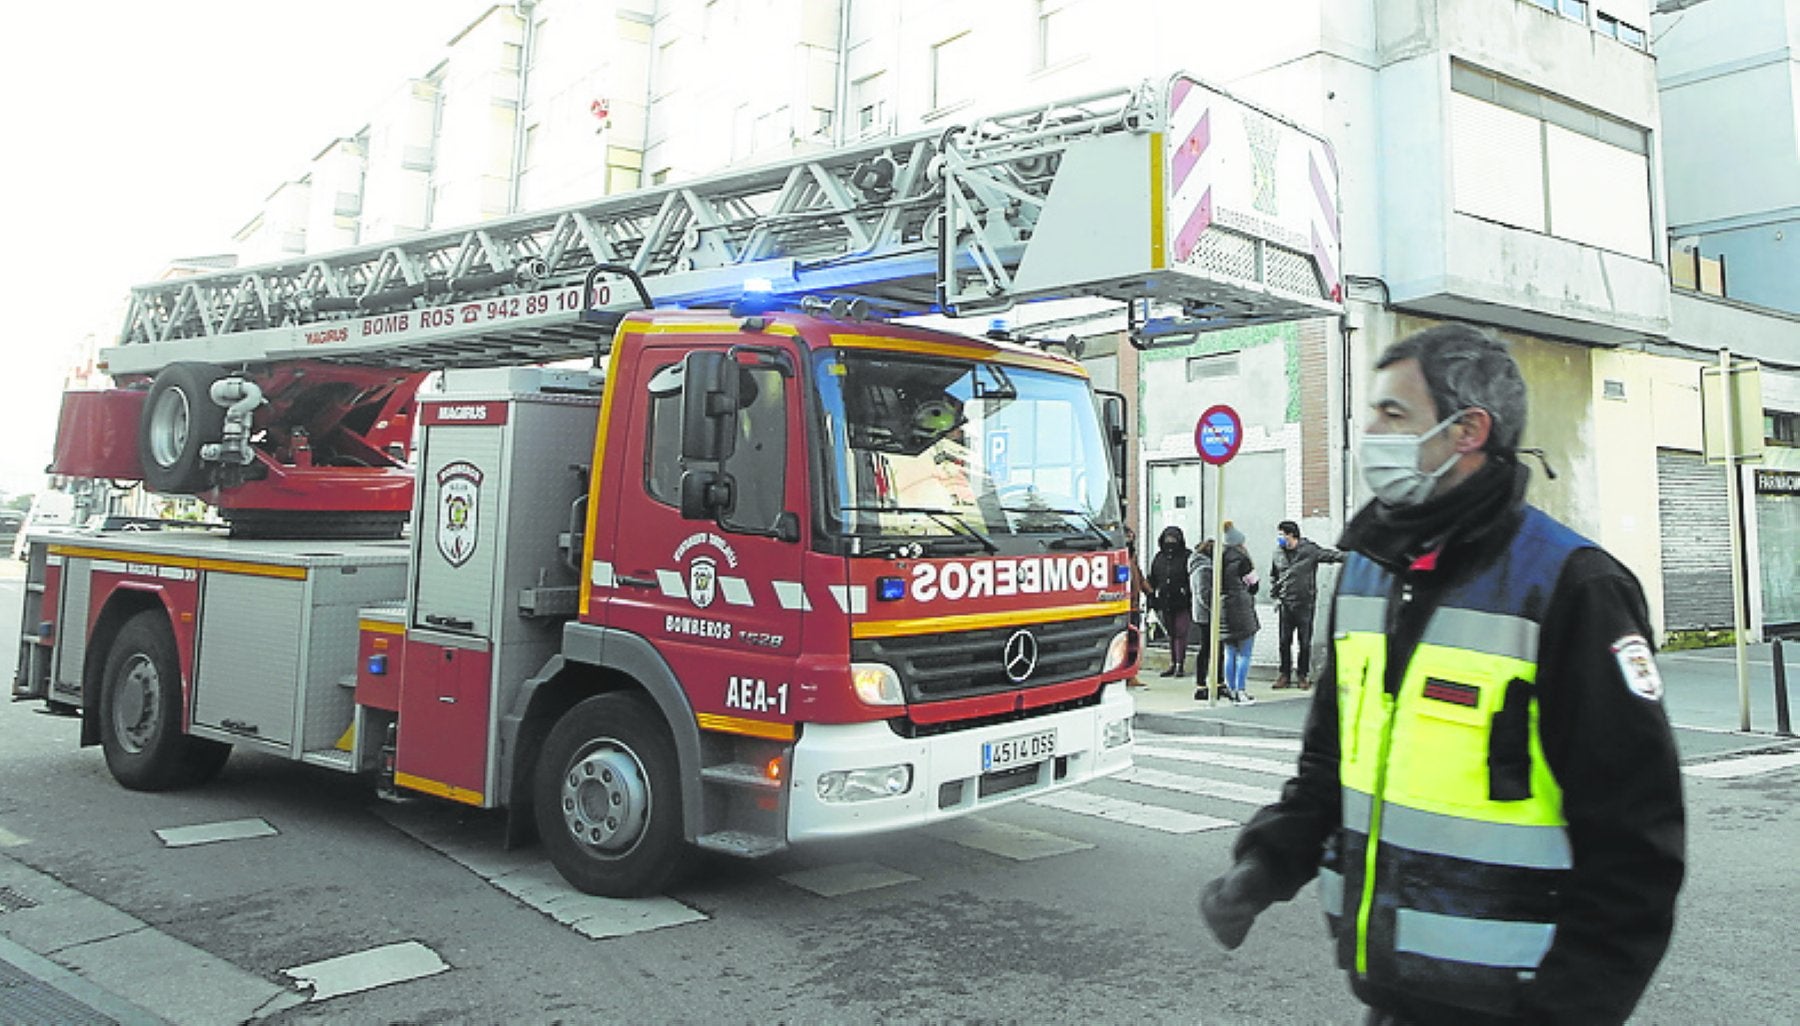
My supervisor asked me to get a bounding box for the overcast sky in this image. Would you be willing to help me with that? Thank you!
[0,0,496,499]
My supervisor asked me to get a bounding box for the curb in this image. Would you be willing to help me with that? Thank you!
[1133,709,1305,739]
[0,934,172,1026]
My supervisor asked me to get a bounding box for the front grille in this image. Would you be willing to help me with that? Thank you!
[855,613,1125,703]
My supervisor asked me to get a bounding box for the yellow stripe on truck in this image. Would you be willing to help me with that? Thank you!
[696,713,797,741]
[47,545,309,581]
[853,600,1131,640]
[394,772,485,807]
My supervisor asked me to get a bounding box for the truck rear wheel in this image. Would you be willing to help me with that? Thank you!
[100,611,229,790]
[533,693,690,897]
[139,362,226,494]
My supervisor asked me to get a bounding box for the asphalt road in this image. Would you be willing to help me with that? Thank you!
[2,571,1797,1025]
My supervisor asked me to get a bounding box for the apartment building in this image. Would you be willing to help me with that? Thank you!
[225,0,1798,638]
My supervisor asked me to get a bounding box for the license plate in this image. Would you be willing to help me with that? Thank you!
[983,729,1057,772]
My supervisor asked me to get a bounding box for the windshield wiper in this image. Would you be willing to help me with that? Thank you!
[1014,507,1116,551]
[840,504,999,554]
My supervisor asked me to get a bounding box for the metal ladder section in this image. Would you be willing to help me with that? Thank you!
[107,76,1337,378]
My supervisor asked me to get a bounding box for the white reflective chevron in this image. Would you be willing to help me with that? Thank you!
[718,576,753,607]
[589,561,615,588]
[773,581,811,611]
[656,569,687,599]
[829,585,867,615]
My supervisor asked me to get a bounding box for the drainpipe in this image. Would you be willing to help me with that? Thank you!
[508,0,540,214]
[833,0,852,147]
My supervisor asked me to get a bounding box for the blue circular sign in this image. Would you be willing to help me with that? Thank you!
[1195,404,1243,466]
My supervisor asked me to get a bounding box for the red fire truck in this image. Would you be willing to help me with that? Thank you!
[13,74,1340,896]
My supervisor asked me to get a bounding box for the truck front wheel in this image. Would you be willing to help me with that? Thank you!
[533,693,690,897]
[100,611,229,790]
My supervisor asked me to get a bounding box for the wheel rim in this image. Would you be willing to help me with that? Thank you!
[559,742,651,856]
[113,653,161,754]
[148,388,191,469]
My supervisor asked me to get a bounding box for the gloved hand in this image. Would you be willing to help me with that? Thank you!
[1199,858,1277,950]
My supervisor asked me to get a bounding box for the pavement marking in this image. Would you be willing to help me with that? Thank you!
[1028,790,1236,834]
[1120,765,1280,807]
[376,805,707,939]
[780,861,919,897]
[1682,749,1800,780]
[1138,735,1302,753]
[281,940,448,1002]
[927,817,1095,861]
[154,818,278,848]
[1134,744,1296,777]
[0,825,28,847]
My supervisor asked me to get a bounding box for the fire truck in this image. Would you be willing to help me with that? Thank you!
[13,74,1339,896]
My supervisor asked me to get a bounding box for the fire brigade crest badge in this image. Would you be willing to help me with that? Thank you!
[436,461,484,568]
[689,556,717,609]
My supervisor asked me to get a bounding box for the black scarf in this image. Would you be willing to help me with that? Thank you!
[1337,455,1529,574]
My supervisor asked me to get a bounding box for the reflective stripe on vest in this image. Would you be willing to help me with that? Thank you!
[1327,507,1589,1013]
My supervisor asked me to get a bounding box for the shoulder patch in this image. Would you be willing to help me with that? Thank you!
[1611,634,1663,701]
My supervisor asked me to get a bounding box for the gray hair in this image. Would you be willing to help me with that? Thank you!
[1375,323,1526,453]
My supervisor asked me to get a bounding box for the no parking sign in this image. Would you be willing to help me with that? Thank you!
[1194,404,1243,465]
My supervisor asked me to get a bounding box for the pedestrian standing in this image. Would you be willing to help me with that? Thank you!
[1218,522,1259,704]
[1186,539,1223,699]
[1198,323,1685,1026]
[1148,526,1194,676]
[1269,520,1342,690]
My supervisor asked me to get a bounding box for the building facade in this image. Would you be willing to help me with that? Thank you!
[220,0,1799,641]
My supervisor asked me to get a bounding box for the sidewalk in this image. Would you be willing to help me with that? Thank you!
[1127,645,1313,738]
[0,934,170,1026]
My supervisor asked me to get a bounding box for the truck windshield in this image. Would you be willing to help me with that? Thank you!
[812,348,1122,555]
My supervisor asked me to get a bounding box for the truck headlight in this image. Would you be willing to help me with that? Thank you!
[1103,630,1132,673]
[850,662,904,706]
[1104,717,1133,749]
[817,764,913,802]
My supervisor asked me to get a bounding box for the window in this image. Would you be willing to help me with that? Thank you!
[1768,411,1799,447]
[1450,62,1653,260]
[645,364,684,506]
[853,73,887,136]
[1618,22,1647,49]
[1185,353,1240,382]
[931,32,977,111]
[1558,0,1588,24]
[642,360,790,533]
[723,366,790,532]
[1036,0,1082,71]
[1595,11,1648,50]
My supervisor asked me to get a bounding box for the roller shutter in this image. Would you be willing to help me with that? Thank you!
[1657,449,1732,631]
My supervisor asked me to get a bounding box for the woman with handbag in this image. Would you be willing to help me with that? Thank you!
[1219,522,1261,704]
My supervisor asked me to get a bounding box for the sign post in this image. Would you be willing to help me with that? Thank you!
[1196,405,1244,707]
[1703,351,1764,730]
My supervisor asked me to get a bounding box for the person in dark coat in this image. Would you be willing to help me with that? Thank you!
[1199,323,1684,1026]
[1147,525,1194,676]
[1269,519,1343,690]
[1186,539,1224,699]
[1218,522,1260,704]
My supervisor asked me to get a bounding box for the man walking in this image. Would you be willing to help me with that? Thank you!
[1269,520,1341,689]
[1198,323,1685,1026]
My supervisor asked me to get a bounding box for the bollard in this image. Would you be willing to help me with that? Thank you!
[1774,637,1793,738]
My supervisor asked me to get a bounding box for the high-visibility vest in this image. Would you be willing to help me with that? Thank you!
[1320,506,1588,1016]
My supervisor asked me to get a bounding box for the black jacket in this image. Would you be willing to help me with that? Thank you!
[1218,545,1260,644]
[1149,543,1192,622]
[1229,462,1685,1026]
[1268,537,1342,610]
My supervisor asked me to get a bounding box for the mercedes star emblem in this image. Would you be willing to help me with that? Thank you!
[1003,629,1039,683]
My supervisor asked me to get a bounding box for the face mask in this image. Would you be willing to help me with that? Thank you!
[1358,411,1467,507]
[1276,536,1289,549]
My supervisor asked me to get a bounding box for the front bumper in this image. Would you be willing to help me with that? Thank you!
[785,683,1135,843]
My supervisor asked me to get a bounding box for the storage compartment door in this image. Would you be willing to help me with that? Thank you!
[193,574,303,746]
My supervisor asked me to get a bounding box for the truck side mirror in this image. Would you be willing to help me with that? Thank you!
[1097,390,1128,504]
[680,470,734,521]
[680,351,739,462]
